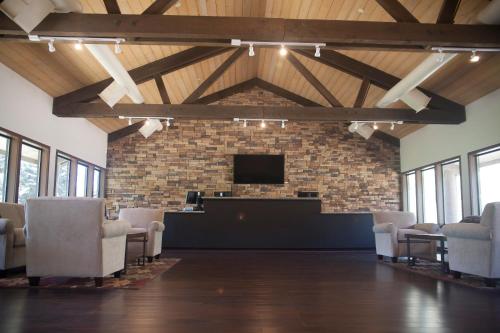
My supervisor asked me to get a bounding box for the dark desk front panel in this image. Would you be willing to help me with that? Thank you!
[163,198,374,249]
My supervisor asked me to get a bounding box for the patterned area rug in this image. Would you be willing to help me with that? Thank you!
[381,259,500,291]
[0,258,180,289]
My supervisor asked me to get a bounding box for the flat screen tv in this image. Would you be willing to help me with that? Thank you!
[233,154,284,184]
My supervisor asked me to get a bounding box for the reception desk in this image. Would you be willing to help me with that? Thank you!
[163,198,375,250]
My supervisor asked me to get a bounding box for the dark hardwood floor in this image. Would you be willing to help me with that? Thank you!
[1,251,499,333]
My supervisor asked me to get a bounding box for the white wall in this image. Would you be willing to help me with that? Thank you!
[401,88,500,215]
[0,62,108,194]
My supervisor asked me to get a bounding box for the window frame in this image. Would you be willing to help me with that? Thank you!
[16,140,45,204]
[420,165,438,224]
[76,162,89,197]
[92,167,102,198]
[0,133,12,202]
[402,155,463,225]
[54,152,72,197]
[468,143,500,215]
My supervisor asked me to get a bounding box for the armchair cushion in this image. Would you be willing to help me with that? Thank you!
[13,228,25,246]
[0,218,14,235]
[149,221,165,233]
[443,223,491,241]
[414,223,440,234]
[102,220,130,239]
[128,227,147,234]
[373,222,393,233]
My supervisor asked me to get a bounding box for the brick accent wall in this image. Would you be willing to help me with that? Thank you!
[105,87,400,213]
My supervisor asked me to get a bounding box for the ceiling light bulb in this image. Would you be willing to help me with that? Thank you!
[74,40,83,51]
[249,44,255,57]
[114,41,122,54]
[279,45,288,57]
[260,120,266,128]
[48,40,55,53]
[315,45,321,58]
[243,120,247,128]
[145,119,151,126]
[353,122,359,131]
[470,50,480,63]
[373,122,378,130]
[128,118,132,126]
[166,119,171,127]
[281,120,286,129]
[390,122,395,131]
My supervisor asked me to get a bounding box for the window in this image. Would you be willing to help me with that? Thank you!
[93,168,101,198]
[472,146,500,214]
[18,143,42,204]
[406,172,417,217]
[0,135,10,202]
[421,167,437,223]
[442,160,462,223]
[76,163,88,197]
[55,154,71,197]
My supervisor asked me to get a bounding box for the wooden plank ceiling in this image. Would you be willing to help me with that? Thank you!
[1,0,499,138]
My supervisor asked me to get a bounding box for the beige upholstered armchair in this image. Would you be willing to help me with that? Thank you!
[0,203,26,277]
[372,211,439,262]
[25,198,130,287]
[119,208,165,262]
[443,202,500,287]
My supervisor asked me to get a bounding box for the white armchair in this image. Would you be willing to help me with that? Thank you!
[442,202,500,287]
[25,197,130,287]
[119,208,165,262]
[372,211,439,262]
[0,203,26,277]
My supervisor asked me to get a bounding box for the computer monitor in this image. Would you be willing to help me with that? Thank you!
[297,191,319,198]
[186,191,205,204]
[214,191,232,197]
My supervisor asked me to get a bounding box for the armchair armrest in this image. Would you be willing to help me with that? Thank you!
[442,223,491,241]
[102,220,130,239]
[148,221,165,232]
[0,218,14,235]
[373,222,393,233]
[414,223,440,234]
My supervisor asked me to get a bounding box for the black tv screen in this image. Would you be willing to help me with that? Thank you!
[233,154,284,184]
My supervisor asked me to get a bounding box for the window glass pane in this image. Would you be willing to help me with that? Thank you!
[0,136,10,202]
[477,149,500,213]
[442,161,462,223]
[406,172,417,217]
[55,155,71,197]
[18,143,41,204]
[76,163,88,197]
[422,167,437,223]
[93,169,101,198]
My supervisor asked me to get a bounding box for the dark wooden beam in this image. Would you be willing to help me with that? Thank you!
[154,75,171,104]
[54,46,231,107]
[354,78,371,108]
[184,48,245,104]
[2,13,500,50]
[54,103,465,124]
[108,120,145,142]
[436,0,461,24]
[375,0,419,23]
[103,0,121,14]
[142,0,178,15]
[286,52,343,107]
[254,79,321,107]
[294,48,464,113]
[193,78,259,105]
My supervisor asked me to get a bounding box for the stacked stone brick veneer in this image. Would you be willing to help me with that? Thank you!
[105,87,401,213]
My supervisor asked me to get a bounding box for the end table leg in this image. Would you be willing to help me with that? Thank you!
[406,237,411,266]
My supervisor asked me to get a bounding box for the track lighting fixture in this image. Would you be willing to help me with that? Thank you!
[315,45,321,58]
[373,122,378,130]
[74,39,83,51]
[279,45,288,57]
[349,121,402,139]
[128,118,132,126]
[281,120,286,129]
[248,44,255,57]
[119,116,174,138]
[48,39,55,53]
[145,118,151,126]
[243,120,247,128]
[353,122,359,131]
[166,119,171,127]
[390,122,395,131]
[114,40,122,54]
[261,120,266,128]
[234,118,288,129]
[470,50,480,63]
[436,48,444,63]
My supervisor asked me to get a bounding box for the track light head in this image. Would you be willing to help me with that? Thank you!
[470,50,480,63]
[315,45,321,58]
[243,120,247,128]
[353,122,359,131]
[281,120,286,129]
[436,48,444,63]
[373,122,378,130]
[145,118,151,126]
[166,119,171,127]
[114,41,122,54]
[279,45,288,57]
[74,39,83,51]
[390,122,395,131]
[260,120,266,128]
[128,118,132,126]
[48,39,55,53]
[248,44,255,57]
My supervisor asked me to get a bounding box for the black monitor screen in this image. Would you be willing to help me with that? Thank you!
[233,154,284,184]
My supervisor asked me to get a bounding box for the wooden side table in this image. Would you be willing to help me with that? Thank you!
[124,231,148,274]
